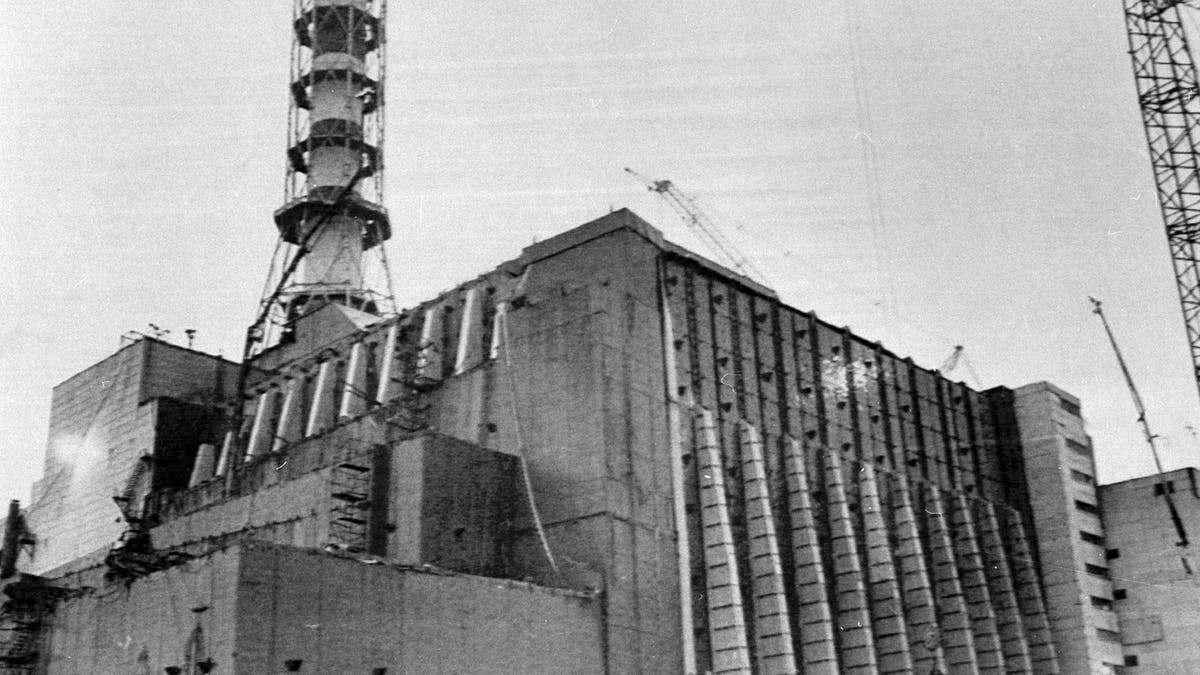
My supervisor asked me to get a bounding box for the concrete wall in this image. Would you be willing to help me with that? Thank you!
[20,339,235,575]
[1101,468,1200,673]
[41,548,241,674]
[36,542,601,675]
[234,542,602,674]
[1012,382,1124,674]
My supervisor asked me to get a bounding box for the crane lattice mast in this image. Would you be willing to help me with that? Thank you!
[1090,297,1189,548]
[624,168,768,284]
[1123,0,1200,404]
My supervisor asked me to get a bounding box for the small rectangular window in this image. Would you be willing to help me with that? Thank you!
[1060,397,1081,416]
[1106,548,1121,560]
[1080,531,1105,545]
[1097,628,1121,643]
[1075,499,1099,515]
[1125,654,1140,666]
[1070,469,1094,485]
[1113,588,1127,600]
[1085,564,1111,579]
[1066,438,1092,457]
[1090,596,1113,610]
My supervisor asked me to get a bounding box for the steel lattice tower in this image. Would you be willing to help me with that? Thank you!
[1124,0,1200,402]
[254,0,395,353]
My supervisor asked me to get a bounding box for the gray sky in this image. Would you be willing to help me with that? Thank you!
[2,1,1198,502]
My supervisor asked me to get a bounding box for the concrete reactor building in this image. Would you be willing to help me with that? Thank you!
[2,2,1196,674]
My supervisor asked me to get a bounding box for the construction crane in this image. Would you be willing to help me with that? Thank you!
[1122,1,1200,404]
[624,168,768,284]
[1090,297,1189,550]
[938,345,984,390]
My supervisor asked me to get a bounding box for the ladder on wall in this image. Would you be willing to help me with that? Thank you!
[329,461,372,553]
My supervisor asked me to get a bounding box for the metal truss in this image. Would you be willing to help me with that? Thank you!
[1124,0,1200,402]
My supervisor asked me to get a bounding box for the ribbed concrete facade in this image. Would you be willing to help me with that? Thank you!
[5,211,1074,673]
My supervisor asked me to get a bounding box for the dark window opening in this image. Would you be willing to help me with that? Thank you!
[1125,655,1140,667]
[1070,469,1094,485]
[1153,481,1176,496]
[1114,588,1127,600]
[1106,548,1121,560]
[1085,563,1111,579]
[1075,499,1100,515]
[1090,596,1113,610]
[1080,531,1105,545]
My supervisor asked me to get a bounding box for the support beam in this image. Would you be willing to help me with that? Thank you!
[858,464,912,674]
[924,484,979,673]
[454,287,484,374]
[950,492,1004,674]
[783,438,840,674]
[245,388,282,459]
[823,449,877,673]
[975,501,1033,674]
[696,409,753,674]
[890,474,947,673]
[739,422,798,674]
[1003,508,1060,674]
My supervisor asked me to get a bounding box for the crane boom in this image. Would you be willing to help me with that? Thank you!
[1090,297,1189,548]
[624,168,768,284]
[1123,0,1200,405]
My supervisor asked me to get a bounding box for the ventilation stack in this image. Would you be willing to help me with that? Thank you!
[261,0,395,346]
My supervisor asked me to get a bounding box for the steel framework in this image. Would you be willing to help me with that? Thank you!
[1124,0,1200,402]
[253,0,396,354]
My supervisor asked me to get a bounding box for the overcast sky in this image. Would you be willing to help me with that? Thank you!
[3,1,1198,502]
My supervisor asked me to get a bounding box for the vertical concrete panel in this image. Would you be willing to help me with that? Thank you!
[738,422,798,674]
[305,360,337,437]
[188,443,216,487]
[1003,508,1060,674]
[822,449,877,673]
[782,438,840,674]
[924,485,980,674]
[273,375,307,451]
[858,463,913,674]
[415,306,444,385]
[695,409,753,674]
[891,474,948,673]
[338,341,369,420]
[975,501,1033,674]
[246,388,281,459]
[950,492,1004,674]
[454,287,484,374]
[660,286,697,675]
[375,322,400,403]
